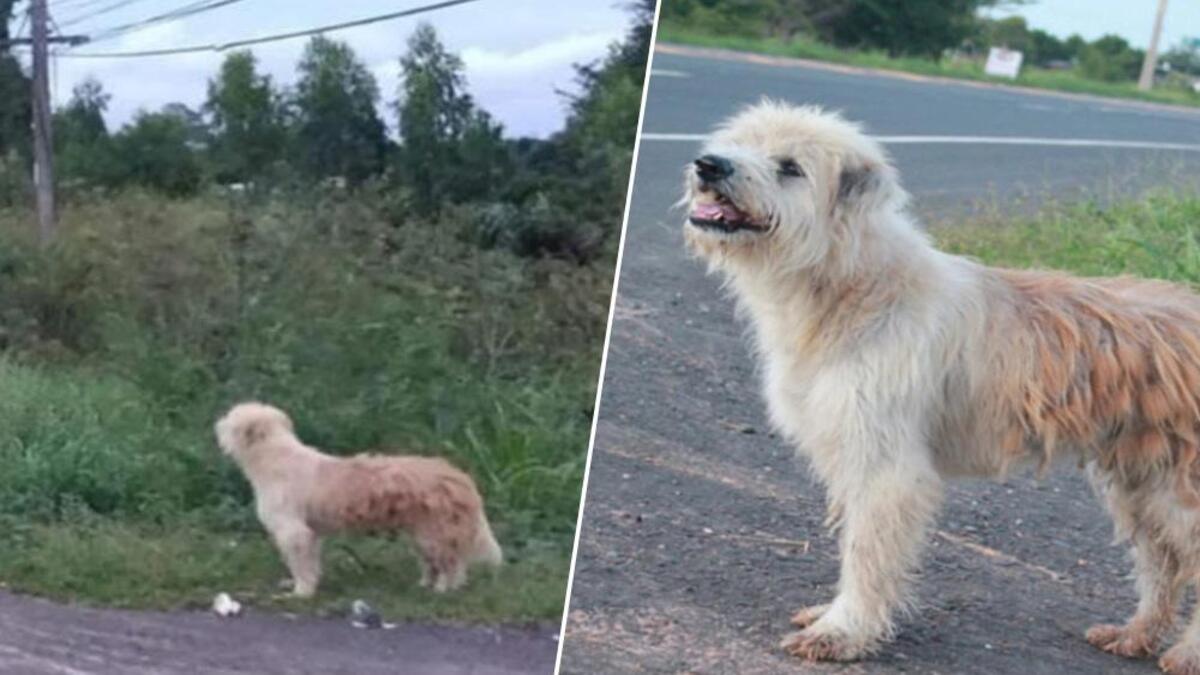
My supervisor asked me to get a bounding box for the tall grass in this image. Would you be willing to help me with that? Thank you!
[0,188,611,617]
[933,191,1200,282]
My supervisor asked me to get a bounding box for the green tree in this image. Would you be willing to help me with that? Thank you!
[55,78,113,185]
[661,0,799,40]
[1028,29,1071,66]
[205,50,285,184]
[562,0,654,192]
[107,107,204,196]
[395,23,506,213]
[0,0,30,160]
[1064,34,1087,60]
[492,0,652,259]
[453,109,509,202]
[668,0,1018,60]
[292,36,386,185]
[1163,42,1200,77]
[985,16,1031,53]
[822,0,991,58]
[1080,34,1144,82]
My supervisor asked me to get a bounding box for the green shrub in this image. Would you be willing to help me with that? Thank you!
[1079,35,1144,83]
[0,188,610,548]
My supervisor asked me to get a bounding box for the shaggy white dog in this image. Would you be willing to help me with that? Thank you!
[683,101,1200,674]
[215,402,502,596]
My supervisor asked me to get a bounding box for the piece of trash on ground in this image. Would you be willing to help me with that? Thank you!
[350,599,396,629]
[212,592,242,617]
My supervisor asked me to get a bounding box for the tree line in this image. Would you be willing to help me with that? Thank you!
[0,0,654,261]
[664,0,1198,87]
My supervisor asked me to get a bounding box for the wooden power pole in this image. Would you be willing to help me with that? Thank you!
[30,0,56,244]
[1138,0,1169,92]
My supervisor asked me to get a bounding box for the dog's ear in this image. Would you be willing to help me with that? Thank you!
[837,164,881,204]
[240,419,269,447]
[832,160,896,220]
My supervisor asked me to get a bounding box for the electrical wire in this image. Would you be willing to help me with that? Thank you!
[57,0,156,28]
[13,6,30,40]
[58,0,484,57]
[50,0,115,13]
[85,0,248,41]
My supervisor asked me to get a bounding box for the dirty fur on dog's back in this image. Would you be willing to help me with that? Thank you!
[307,454,502,565]
[972,270,1200,498]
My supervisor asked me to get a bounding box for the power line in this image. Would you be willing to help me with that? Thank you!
[49,0,111,14]
[57,0,155,28]
[13,6,30,40]
[86,0,248,42]
[50,0,121,11]
[57,0,485,58]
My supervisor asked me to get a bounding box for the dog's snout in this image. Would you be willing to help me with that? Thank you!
[694,154,733,182]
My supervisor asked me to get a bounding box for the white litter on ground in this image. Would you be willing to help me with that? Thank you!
[212,593,242,617]
[350,600,395,630]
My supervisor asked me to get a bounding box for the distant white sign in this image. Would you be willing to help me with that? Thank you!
[985,47,1024,79]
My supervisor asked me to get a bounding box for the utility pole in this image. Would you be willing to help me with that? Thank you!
[1138,0,1169,91]
[1,2,89,245]
[30,0,55,244]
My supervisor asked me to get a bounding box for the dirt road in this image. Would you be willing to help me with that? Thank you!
[0,591,556,674]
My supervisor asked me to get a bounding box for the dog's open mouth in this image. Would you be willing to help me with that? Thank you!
[688,193,768,234]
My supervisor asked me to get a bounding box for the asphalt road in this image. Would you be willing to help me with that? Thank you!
[559,46,1200,674]
[0,591,556,675]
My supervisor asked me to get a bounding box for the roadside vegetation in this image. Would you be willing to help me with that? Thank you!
[660,1,1200,108]
[934,192,1200,283]
[0,0,652,621]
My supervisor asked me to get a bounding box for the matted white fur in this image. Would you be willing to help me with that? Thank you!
[681,101,1200,672]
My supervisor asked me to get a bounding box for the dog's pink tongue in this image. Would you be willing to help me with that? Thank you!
[691,202,739,221]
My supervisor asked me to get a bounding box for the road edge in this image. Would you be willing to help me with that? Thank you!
[656,43,1200,118]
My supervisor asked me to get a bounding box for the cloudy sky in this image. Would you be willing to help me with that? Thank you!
[25,0,632,138]
[982,0,1199,50]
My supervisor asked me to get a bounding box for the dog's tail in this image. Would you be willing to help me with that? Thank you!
[471,511,503,567]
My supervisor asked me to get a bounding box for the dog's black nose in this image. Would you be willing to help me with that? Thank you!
[694,154,733,181]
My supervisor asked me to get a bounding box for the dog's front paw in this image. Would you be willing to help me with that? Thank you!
[779,625,868,662]
[789,603,830,629]
[1086,623,1157,658]
[1161,644,1200,675]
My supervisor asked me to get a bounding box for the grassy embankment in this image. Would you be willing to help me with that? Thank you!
[658,23,1200,109]
[933,192,1200,281]
[0,189,612,622]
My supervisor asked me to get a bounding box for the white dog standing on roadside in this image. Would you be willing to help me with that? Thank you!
[683,101,1200,674]
[215,402,502,597]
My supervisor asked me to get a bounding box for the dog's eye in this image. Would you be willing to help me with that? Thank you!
[777,158,804,178]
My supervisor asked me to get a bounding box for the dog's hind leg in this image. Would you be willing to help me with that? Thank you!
[1087,533,1181,659]
[418,558,434,588]
[414,532,456,593]
[272,522,322,598]
[781,453,942,661]
[1160,581,1200,675]
[433,559,467,593]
